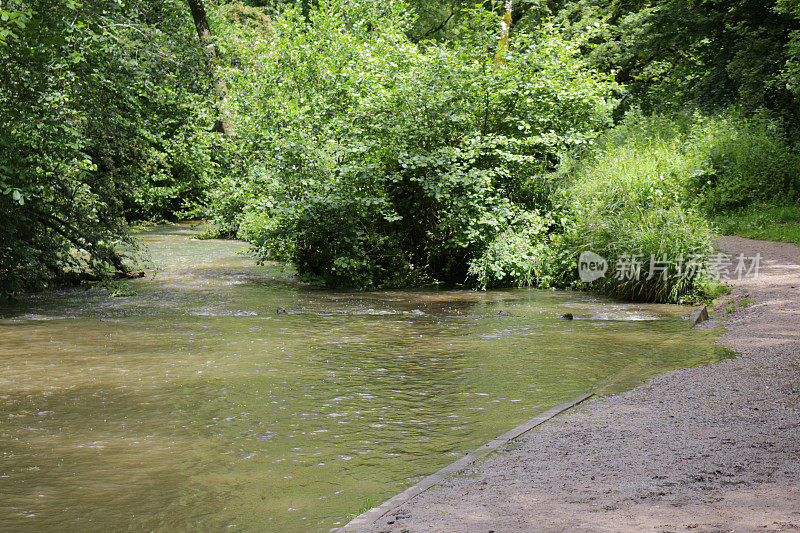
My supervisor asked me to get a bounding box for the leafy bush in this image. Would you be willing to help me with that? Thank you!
[465,209,555,289]
[211,1,793,302]
[210,0,618,288]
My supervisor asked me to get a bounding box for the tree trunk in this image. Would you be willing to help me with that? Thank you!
[495,0,513,65]
[187,0,234,137]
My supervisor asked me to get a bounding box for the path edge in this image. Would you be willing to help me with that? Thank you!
[338,391,594,532]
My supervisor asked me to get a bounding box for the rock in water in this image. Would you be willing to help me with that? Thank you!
[561,313,574,320]
[497,310,515,317]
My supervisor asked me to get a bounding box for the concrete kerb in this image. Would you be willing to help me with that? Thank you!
[689,304,710,326]
[338,392,594,532]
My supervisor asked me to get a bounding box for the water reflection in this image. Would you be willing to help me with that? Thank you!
[0,224,729,531]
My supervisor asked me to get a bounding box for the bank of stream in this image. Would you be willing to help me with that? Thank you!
[0,224,729,531]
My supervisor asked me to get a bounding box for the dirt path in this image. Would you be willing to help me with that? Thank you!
[359,236,800,532]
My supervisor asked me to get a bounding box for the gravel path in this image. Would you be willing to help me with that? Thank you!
[359,236,800,532]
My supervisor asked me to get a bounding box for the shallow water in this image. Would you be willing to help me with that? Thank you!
[0,224,728,531]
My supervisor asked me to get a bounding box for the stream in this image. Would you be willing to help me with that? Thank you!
[0,224,729,531]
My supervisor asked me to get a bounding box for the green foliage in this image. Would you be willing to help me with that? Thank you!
[518,0,800,126]
[561,122,715,302]
[211,0,618,288]
[6,0,794,305]
[345,497,376,521]
[545,110,799,302]
[0,0,225,295]
[712,204,800,246]
[215,1,796,302]
[0,1,32,44]
[94,278,137,297]
[724,289,753,315]
[777,0,800,99]
[465,209,559,289]
[685,113,800,213]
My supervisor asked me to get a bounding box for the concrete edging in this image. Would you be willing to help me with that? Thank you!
[339,392,594,532]
[689,304,710,326]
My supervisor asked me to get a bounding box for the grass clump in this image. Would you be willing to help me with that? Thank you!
[344,497,376,521]
[547,110,800,303]
[558,116,718,302]
[686,114,800,214]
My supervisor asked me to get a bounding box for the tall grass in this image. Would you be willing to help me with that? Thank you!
[685,112,800,213]
[551,110,800,302]
[561,117,716,302]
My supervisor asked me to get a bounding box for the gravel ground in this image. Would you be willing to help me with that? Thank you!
[360,236,800,533]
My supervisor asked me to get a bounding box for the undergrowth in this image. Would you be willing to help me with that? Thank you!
[712,204,800,246]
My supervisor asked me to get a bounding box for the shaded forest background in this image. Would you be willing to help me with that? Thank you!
[2,0,800,302]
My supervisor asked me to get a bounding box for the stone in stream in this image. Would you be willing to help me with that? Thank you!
[561,313,574,320]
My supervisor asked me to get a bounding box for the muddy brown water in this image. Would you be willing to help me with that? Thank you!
[0,225,729,531]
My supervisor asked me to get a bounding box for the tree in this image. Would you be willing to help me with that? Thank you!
[187,0,235,137]
[211,0,618,288]
[536,0,800,123]
[0,0,221,296]
[495,0,512,64]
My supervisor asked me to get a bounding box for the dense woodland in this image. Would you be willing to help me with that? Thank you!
[2,0,800,302]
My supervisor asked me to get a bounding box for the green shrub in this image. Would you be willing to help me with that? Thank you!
[210,2,794,302]
[211,0,618,288]
[554,115,719,302]
[686,113,800,213]
[466,209,553,289]
[548,110,799,302]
